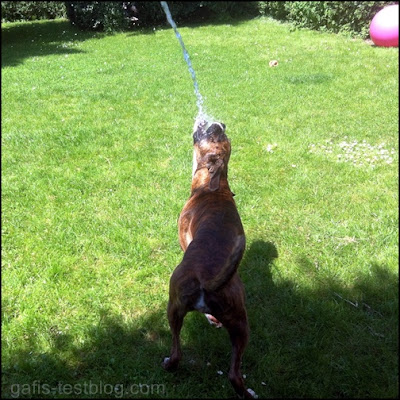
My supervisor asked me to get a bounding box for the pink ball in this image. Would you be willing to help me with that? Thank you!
[369,4,399,47]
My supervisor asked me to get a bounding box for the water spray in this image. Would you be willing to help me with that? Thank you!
[160,1,212,130]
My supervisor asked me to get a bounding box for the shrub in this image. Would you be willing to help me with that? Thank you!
[139,1,259,25]
[0,1,258,32]
[64,1,260,32]
[1,1,66,22]
[258,1,397,39]
[258,1,287,21]
[65,1,133,32]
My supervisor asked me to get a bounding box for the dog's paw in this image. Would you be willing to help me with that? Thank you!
[162,356,179,372]
[245,388,258,399]
[161,357,171,370]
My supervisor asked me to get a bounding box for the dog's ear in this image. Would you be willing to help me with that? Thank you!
[208,158,224,191]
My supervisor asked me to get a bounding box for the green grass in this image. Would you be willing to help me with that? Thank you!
[2,17,398,399]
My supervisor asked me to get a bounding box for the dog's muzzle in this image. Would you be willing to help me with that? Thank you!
[193,121,227,144]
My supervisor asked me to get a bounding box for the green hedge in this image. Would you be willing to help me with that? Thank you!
[65,1,132,32]
[259,1,397,39]
[64,1,260,32]
[1,1,66,22]
[1,1,259,31]
[2,1,397,39]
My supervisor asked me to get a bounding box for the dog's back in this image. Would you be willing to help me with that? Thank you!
[179,191,245,289]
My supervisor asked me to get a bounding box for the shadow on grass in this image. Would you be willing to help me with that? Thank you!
[241,240,398,398]
[2,240,398,398]
[285,73,334,85]
[2,308,171,399]
[126,12,258,38]
[1,20,93,68]
[1,13,255,68]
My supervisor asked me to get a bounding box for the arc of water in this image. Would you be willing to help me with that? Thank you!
[160,1,207,124]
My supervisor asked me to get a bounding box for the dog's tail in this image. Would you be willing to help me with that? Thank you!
[202,235,246,292]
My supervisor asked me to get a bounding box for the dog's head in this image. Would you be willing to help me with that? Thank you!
[192,121,231,192]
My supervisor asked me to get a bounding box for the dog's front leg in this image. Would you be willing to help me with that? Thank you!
[162,300,186,371]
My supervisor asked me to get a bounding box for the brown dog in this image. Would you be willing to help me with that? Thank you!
[162,121,256,398]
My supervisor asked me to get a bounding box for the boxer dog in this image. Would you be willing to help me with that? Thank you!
[162,121,256,398]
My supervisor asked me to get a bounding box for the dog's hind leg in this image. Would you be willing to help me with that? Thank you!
[162,300,186,371]
[227,321,249,397]
[224,315,257,398]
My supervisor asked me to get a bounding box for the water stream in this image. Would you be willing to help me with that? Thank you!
[160,1,211,127]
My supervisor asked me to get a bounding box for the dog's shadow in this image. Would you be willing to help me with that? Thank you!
[239,239,280,338]
[173,236,398,397]
[241,240,278,291]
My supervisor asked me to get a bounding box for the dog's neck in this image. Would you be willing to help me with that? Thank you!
[191,167,231,195]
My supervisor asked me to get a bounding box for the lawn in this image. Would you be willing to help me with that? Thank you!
[1,16,398,399]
